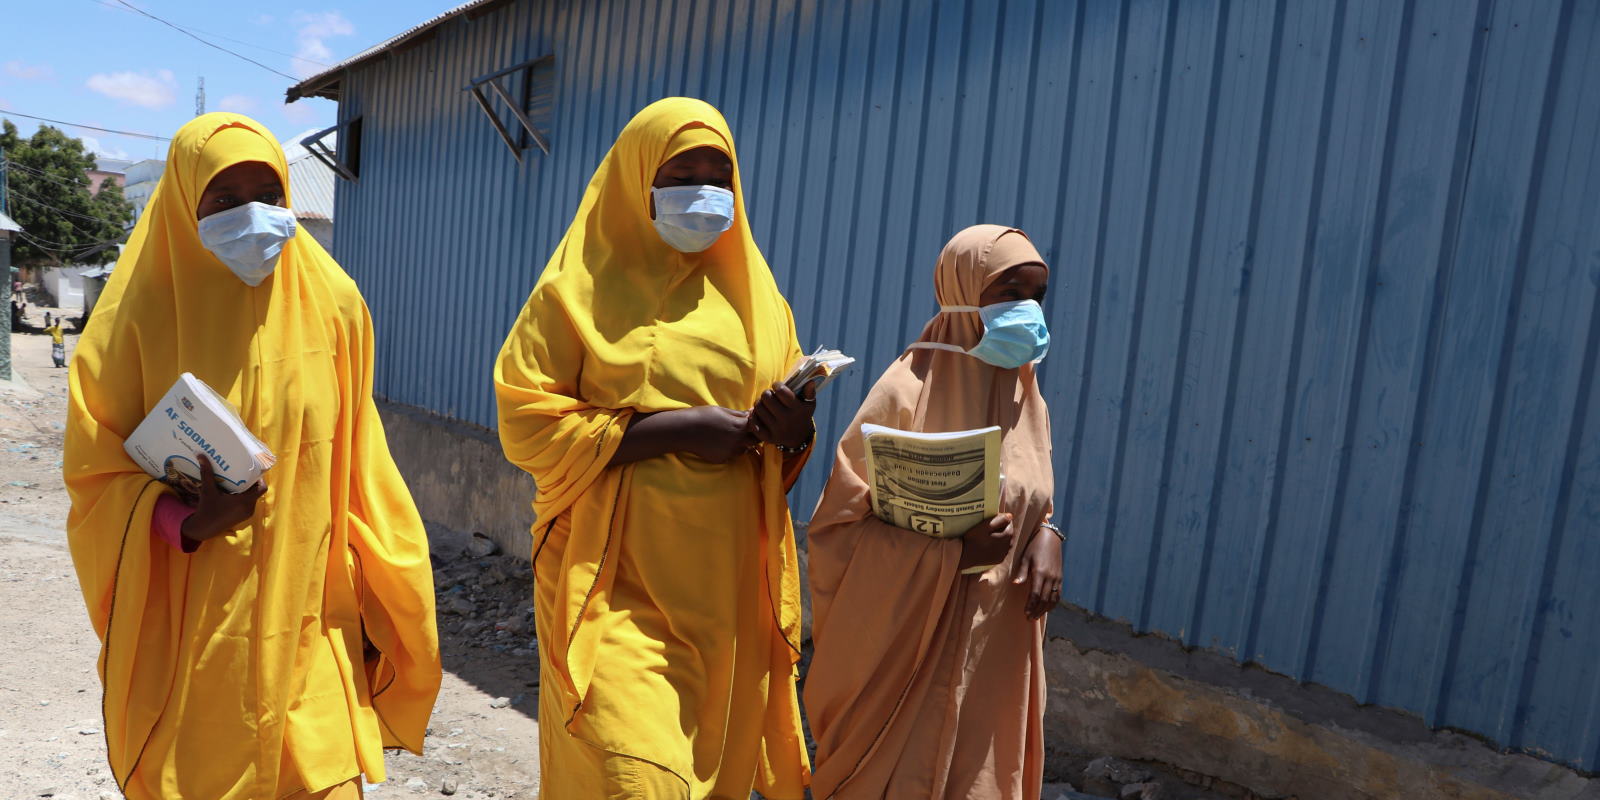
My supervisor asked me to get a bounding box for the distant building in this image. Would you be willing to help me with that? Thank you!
[122,159,165,226]
[85,157,131,196]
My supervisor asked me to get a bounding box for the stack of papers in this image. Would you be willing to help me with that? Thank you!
[784,346,856,395]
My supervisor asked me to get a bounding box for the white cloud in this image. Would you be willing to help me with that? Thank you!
[252,13,275,25]
[80,135,131,160]
[86,69,177,109]
[4,60,55,81]
[219,94,259,113]
[282,100,319,126]
[291,11,354,78]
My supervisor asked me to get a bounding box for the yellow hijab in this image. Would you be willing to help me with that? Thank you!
[495,93,806,724]
[65,113,439,797]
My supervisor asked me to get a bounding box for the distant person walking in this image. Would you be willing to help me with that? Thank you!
[45,317,66,367]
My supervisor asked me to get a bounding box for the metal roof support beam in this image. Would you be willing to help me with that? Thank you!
[302,126,357,182]
[464,54,554,161]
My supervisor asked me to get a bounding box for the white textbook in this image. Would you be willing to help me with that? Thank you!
[123,373,277,496]
[861,423,1003,574]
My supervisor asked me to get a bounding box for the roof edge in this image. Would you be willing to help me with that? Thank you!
[285,0,513,103]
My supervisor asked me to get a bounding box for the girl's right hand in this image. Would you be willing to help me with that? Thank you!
[178,454,267,545]
[958,513,1015,573]
[677,406,758,464]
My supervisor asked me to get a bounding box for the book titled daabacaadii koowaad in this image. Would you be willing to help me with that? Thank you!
[123,373,277,495]
[861,423,1003,575]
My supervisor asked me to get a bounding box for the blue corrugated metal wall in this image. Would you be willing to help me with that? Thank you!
[326,0,1600,770]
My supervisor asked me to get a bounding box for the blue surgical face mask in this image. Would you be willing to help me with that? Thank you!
[651,184,735,253]
[197,201,297,286]
[970,299,1050,367]
[908,299,1050,369]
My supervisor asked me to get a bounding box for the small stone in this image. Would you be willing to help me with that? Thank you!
[1039,783,1078,800]
[405,777,428,792]
[1085,756,1153,786]
[467,533,499,558]
[489,696,511,709]
[101,793,119,800]
[1121,782,1165,800]
[79,727,99,735]
[445,597,476,616]
[440,778,458,795]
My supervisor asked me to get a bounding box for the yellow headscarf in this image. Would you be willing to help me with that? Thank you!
[65,113,439,798]
[495,96,807,763]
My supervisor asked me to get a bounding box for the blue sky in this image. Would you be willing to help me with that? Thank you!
[1,0,455,161]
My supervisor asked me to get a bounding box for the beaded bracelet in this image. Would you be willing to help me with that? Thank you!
[776,420,816,455]
[1040,521,1065,541]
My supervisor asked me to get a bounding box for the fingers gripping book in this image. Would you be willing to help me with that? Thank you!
[123,373,277,497]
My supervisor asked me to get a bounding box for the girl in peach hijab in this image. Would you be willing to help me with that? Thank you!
[804,224,1062,799]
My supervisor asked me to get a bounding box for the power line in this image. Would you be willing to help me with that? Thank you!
[89,0,331,68]
[112,0,301,82]
[0,109,171,142]
[16,229,126,258]
[10,187,128,230]
[6,162,90,190]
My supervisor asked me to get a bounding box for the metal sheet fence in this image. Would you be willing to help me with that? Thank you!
[327,0,1600,769]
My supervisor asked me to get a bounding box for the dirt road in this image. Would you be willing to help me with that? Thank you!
[1,319,540,799]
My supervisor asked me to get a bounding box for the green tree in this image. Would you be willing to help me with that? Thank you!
[0,120,134,266]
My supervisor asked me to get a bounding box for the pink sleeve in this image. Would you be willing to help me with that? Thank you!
[151,494,199,554]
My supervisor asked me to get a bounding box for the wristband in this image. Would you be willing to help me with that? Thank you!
[776,420,816,455]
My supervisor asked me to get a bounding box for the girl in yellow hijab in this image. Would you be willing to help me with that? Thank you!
[495,97,815,799]
[64,113,441,799]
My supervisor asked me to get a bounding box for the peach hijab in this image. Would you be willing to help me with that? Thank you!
[804,224,1055,799]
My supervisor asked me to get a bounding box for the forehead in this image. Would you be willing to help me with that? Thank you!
[203,160,282,190]
[659,145,732,171]
[992,263,1049,282]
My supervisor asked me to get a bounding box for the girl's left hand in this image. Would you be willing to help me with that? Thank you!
[1013,525,1063,620]
[750,382,816,450]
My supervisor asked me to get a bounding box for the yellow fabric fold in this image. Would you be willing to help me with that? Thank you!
[64,112,440,799]
[495,97,809,798]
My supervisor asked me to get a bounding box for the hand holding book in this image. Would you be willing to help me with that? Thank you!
[178,454,268,545]
[958,512,1015,573]
[752,382,815,451]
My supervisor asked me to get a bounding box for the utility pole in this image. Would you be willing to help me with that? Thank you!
[196,76,206,117]
[1,144,10,380]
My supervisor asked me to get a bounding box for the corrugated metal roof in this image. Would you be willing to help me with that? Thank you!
[92,157,133,174]
[0,210,20,233]
[284,0,513,102]
[282,129,336,222]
